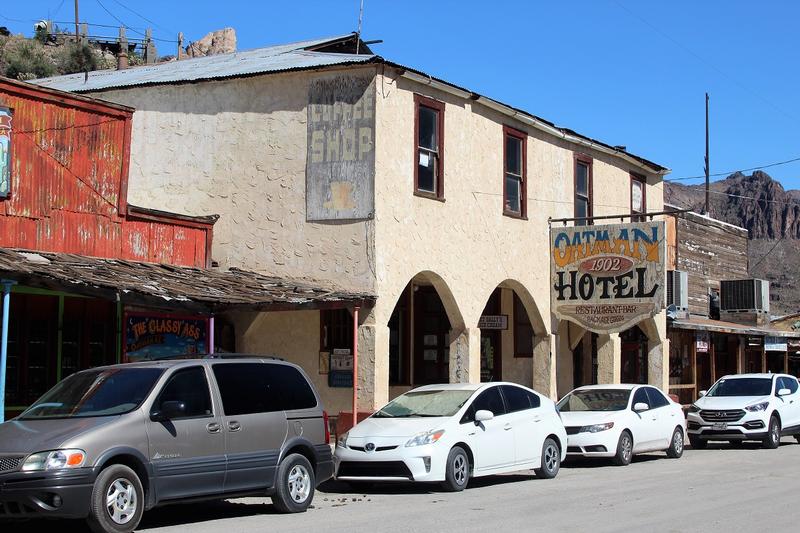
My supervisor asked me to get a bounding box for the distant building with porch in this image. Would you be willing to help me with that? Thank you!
[32,33,670,415]
[665,205,800,404]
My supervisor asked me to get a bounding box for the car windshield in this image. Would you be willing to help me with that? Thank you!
[558,389,631,412]
[707,378,773,397]
[18,367,165,420]
[372,389,475,418]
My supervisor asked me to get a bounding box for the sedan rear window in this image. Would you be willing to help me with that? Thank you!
[558,389,631,412]
[707,378,772,397]
[19,368,164,420]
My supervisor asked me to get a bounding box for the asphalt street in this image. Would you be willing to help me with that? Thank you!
[8,439,800,533]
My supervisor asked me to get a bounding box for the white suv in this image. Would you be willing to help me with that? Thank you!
[687,373,800,449]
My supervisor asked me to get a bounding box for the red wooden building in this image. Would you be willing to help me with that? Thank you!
[0,77,216,416]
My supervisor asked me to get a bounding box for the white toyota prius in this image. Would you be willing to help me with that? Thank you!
[557,384,686,465]
[334,382,567,491]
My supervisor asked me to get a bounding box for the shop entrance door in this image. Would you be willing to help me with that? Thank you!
[621,326,648,384]
[413,286,451,384]
[479,289,502,382]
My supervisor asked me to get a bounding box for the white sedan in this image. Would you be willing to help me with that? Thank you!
[557,384,686,466]
[334,382,567,491]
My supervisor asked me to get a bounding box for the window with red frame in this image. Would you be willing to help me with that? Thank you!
[504,126,526,217]
[414,95,444,198]
[631,173,647,222]
[320,309,353,352]
[574,155,593,225]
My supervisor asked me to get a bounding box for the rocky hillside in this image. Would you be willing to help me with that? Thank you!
[665,171,800,315]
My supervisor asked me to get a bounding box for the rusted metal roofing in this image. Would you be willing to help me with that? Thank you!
[0,247,375,312]
[0,78,215,268]
[31,34,377,93]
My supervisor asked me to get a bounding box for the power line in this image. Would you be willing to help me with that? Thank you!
[109,0,176,35]
[666,156,800,182]
[94,0,145,37]
[751,234,787,272]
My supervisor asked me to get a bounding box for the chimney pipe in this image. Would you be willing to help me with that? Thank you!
[116,26,128,70]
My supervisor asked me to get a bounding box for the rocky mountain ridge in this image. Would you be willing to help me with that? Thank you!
[665,171,800,315]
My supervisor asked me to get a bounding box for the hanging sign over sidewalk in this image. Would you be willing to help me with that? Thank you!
[550,220,666,334]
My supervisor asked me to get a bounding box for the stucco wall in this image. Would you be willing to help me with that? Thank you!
[90,68,377,292]
[371,69,667,395]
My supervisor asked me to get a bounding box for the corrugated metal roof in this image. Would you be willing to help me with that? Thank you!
[32,34,376,93]
[0,247,376,312]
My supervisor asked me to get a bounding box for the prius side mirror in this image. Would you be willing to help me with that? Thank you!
[777,388,791,397]
[633,402,649,412]
[475,410,494,423]
[698,390,707,397]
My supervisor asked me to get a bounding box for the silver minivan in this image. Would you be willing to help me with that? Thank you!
[0,356,333,532]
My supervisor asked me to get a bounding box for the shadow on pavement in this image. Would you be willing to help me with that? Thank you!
[137,499,275,530]
[562,453,663,469]
[320,471,542,496]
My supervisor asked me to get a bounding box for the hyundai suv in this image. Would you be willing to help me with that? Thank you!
[687,373,800,449]
[0,357,333,532]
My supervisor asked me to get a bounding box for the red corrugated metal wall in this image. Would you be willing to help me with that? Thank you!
[0,79,211,268]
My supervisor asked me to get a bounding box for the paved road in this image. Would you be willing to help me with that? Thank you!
[10,439,800,532]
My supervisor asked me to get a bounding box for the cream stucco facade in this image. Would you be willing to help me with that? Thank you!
[84,62,668,416]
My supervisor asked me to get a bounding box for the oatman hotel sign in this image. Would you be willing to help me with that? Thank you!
[550,221,666,334]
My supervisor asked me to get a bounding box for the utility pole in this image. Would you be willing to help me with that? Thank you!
[704,92,710,215]
[74,0,79,42]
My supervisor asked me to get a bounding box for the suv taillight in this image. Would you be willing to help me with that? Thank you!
[323,410,331,444]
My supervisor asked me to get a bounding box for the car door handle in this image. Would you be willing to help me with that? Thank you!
[503,424,513,431]
[228,421,241,432]
[206,422,221,434]
[533,416,542,423]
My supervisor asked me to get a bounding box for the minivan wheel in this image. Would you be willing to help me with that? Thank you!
[87,464,144,533]
[272,453,315,513]
[762,416,781,449]
[441,446,469,492]
[534,438,561,479]
[666,427,684,458]
[612,431,633,466]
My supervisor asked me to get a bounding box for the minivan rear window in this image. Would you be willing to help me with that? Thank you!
[19,367,164,420]
[212,363,317,416]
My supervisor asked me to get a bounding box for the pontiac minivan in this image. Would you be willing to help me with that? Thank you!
[0,357,333,532]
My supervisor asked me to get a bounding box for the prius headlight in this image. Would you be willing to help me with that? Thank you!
[22,449,86,471]
[580,422,614,433]
[745,401,769,412]
[405,429,445,447]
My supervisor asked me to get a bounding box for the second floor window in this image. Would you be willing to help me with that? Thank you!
[574,155,592,225]
[0,107,11,199]
[504,126,526,217]
[631,173,646,221]
[414,95,444,198]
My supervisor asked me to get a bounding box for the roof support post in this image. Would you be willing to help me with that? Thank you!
[208,315,215,355]
[1,279,17,423]
[352,306,360,429]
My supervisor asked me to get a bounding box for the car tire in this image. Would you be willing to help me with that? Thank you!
[612,431,633,466]
[689,435,707,449]
[86,464,144,533]
[762,416,781,449]
[272,453,316,513]
[441,446,470,492]
[666,427,684,459]
[534,438,561,479]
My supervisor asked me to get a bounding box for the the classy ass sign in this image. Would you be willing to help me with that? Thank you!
[550,221,666,334]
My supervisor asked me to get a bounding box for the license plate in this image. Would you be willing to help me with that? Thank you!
[712,422,727,430]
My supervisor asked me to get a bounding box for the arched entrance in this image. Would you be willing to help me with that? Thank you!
[621,325,649,384]
[477,280,548,388]
[386,272,465,386]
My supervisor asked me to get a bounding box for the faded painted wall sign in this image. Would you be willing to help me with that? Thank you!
[0,108,10,198]
[550,221,666,334]
[307,76,375,220]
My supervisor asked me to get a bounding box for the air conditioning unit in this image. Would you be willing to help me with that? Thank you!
[666,270,688,313]
[720,279,770,325]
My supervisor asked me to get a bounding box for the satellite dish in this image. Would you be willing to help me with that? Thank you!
[34,20,48,31]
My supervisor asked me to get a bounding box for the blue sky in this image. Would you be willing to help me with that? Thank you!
[3,1,799,189]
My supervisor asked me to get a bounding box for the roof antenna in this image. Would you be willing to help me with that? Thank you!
[356,0,365,54]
